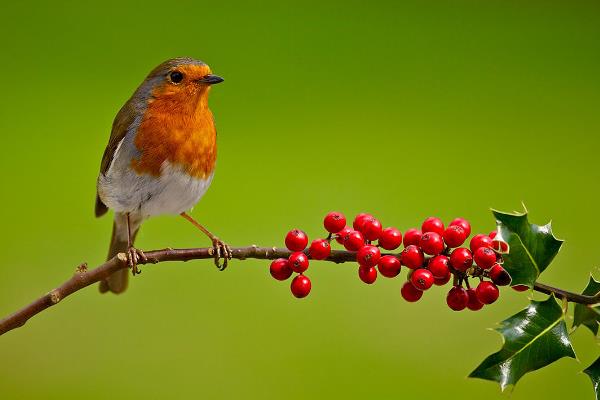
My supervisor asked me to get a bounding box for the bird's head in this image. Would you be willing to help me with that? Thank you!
[137,57,224,111]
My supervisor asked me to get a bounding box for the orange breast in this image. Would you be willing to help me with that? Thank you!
[131,87,217,179]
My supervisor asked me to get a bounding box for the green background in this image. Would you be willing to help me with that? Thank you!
[0,0,599,398]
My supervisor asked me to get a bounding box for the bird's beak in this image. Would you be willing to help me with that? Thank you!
[197,74,224,85]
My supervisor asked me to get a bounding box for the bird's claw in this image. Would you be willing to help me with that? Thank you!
[127,247,147,276]
[212,238,232,271]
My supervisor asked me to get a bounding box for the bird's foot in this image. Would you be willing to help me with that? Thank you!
[212,238,232,271]
[127,247,147,276]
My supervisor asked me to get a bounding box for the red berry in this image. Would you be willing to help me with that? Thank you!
[470,234,493,253]
[419,231,444,255]
[309,239,331,260]
[401,245,425,269]
[512,284,530,292]
[377,255,401,278]
[362,217,383,241]
[285,229,308,251]
[489,264,511,286]
[357,245,381,267]
[428,255,450,278]
[403,228,422,247]
[353,213,373,231]
[449,248,473,272]
[422,217,445,236]
[466,288,484,311]
[335,226,352,245]
[434,271,452,286]
[290,275,311,298]
[358,266,378,284]
[476,281,499,304]
[401,281,423,302]
[270,258,293,281]
[288,252,309,273]
[411,268,434,291]
[449,218,471,237]
[379,227,403,250]
[474,247,497,270]
[446,286,469,311]
[492,239,509,254]
[342,230,365,251]
[324,212,346,234]
[443,225,467,248]
[489,230,497,239]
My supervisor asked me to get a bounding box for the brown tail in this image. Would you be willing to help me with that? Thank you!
[99,215,140,294]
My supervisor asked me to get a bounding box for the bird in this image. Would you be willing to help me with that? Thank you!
[95,57,231,294]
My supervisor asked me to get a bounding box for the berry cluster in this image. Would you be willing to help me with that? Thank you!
[269,212,512,311]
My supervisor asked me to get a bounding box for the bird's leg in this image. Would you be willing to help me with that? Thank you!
[180,212,232,270]
[126,213,146,275]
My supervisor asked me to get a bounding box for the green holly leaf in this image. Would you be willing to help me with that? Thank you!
[469,296,576,390]
[492,209,564,287]
[584,357,600,400]
[573,276,600,335]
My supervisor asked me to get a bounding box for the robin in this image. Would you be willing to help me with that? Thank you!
[95,57,231,294]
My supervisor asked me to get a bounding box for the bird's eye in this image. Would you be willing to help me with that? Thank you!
[169,71,184,84]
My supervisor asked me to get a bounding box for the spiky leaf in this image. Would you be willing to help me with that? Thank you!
[493,209,564,287]
[469,296,575,390]
[585,356,600,400]
[573,276,600,335]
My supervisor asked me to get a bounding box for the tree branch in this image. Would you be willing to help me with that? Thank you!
[0,246,355,336]
[0,245,597,337]
[532,281,600,305]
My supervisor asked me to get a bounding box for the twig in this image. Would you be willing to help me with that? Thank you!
[0,246,356,336]
[0,246,597,336]
[533,281,600,305]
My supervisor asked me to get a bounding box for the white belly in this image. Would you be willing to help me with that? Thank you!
[98,160,214,218]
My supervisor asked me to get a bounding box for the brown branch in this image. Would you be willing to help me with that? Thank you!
[0,245,598,337]
[532,281,600,305]
[0,246,356,336]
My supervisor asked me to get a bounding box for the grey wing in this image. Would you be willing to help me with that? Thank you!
[95,101,137,218]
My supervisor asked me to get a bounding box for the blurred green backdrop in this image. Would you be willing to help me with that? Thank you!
[0,0,599,399]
